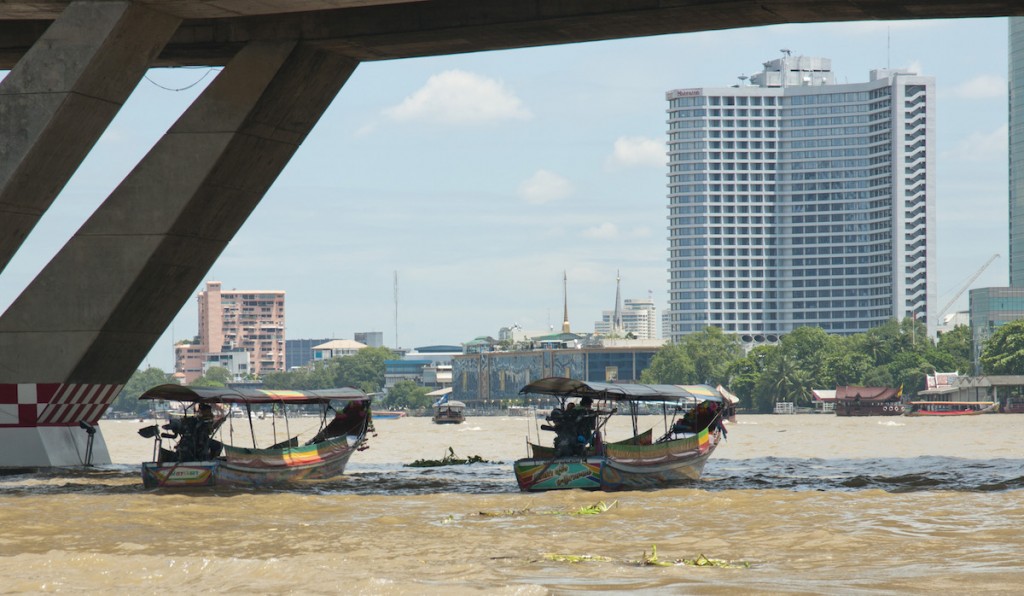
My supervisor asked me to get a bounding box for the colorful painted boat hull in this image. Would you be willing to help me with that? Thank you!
[142,462,217,488]
[513,458,602,491]
[514,431,719,492]
[142,435,359,488]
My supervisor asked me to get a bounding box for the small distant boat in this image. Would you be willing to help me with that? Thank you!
[137,384,372,488]
[513,378,729,492]
[904,401,998,416]
[373,410,407,419]
[432,400,466,424]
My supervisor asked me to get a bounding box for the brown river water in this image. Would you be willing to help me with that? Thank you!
[2,413,1024,594]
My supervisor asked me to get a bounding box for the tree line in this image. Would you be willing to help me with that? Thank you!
[640,318,975,413]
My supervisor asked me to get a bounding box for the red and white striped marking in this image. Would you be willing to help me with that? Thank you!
[0,383,123,427]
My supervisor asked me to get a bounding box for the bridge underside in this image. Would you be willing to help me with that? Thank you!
[0,0,1022,467]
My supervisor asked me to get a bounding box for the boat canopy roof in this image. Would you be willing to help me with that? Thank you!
[139,384,369,406]
[519,377,724,403]
[436,400,465,409]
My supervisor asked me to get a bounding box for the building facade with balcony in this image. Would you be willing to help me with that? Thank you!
[665,55,936,344]
[174,281,286,383]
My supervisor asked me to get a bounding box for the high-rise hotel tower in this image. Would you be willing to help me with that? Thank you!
[665,55,935,345]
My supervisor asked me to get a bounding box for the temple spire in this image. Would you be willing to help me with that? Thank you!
[561,270,571,334]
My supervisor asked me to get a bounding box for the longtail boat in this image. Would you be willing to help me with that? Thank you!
[137,384,372,488]
[513,378,729,492]
[904,401,998,416]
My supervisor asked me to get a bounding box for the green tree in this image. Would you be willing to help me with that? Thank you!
[724,345,773,409]
[385,380,432,409]
[678,326,743,385]
[335,346,397,394]
[823,349,872,387]
[763,351,812,408]
[192,366,231,387]
[263,360,339,390]
[980,319,1024,374]
[932,325,972,373]
[112,367,171,414]
[775,326,841,388]
[641,342,697,384]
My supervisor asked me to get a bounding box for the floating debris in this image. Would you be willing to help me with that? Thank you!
[478,507,531,517]
[542,553,613,563]
[634,545,750,568]
[406,447,491,467]
[569,500,617,515]
[478,500,616,518]
[677,553,750,568]
[636,544,673,567]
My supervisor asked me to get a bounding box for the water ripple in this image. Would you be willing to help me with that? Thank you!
[3,457,1024,495]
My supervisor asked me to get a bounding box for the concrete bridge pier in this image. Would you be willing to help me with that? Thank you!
[0,32,358,466]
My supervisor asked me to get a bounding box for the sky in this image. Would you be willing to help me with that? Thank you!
[0,16,1012,372]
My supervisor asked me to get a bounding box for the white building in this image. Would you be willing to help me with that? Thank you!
[665,54,935,344]
[594,272,659,339]
[311,339,367,360]
[595,298,658,339]
[203,349,250,380]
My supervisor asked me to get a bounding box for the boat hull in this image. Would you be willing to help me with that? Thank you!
[904,403,998,416]
[432,415,465,424]
[514,432,719,492]
[142,435,360,488]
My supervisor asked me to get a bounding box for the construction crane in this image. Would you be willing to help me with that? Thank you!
[938,253,1000,319]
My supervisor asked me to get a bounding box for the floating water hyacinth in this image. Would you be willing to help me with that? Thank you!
[478,500,616,517]
[635,545,751,568]
[541,553,613,563]
[406,446,491,467]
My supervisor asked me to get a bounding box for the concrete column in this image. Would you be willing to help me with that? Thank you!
[0,1,180,273]
[0,42,358,466]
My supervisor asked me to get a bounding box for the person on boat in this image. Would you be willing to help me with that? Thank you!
[708,402,727,438]
[306,399,370,444]
[569,397,597,456]
[162,409,216,461]
[671,416,694,436]
[197,403,215,422]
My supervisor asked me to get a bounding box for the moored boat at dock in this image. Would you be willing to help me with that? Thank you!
[834,386,903,416]
[904,401,998,416]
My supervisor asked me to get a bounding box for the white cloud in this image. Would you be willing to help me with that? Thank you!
[950,75,1006,100]
[607,136,665,168]
[582,223,619,239]
[353,121,377,137]
[947,124,1008,162]
[518,170,573,204]
[383,69,532,124]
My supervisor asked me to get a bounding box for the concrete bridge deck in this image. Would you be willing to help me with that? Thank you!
[3,1,1023,68]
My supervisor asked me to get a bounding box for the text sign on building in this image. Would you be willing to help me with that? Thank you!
[667,88,703,99]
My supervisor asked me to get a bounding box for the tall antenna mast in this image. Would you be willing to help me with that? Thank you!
[393,270,399,349]
[887,27,891,69]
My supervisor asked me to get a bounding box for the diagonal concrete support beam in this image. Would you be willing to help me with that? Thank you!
[0,41,358,387]
[0,41,356,466]
[0,1,180,273]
